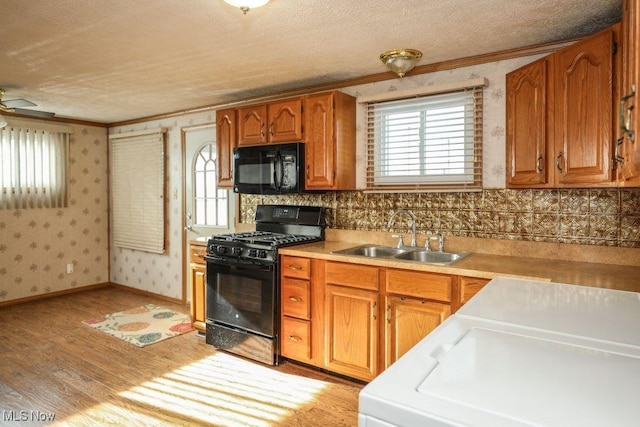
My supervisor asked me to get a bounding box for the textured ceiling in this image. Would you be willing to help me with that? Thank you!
[0,0,622,124]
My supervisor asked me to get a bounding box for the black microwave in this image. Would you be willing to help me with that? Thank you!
[233,142,305,194]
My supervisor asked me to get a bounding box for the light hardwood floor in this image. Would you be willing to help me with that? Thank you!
[0,287,363,426]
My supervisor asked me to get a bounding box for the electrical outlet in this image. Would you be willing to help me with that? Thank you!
[66,263,73,274]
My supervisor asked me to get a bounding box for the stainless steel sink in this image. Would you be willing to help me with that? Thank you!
[331,244,470,265]
[331,244,409,258]
[394,250,470,265]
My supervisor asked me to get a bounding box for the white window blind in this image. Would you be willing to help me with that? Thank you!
[110,128,166,254]
[0,124,70,209]
[366,85,484,191]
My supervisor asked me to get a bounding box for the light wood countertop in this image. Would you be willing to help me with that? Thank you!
[279,241,640,293]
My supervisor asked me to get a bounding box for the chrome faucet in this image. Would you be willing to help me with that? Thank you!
[387,209,417,247]
[425,231,444,252]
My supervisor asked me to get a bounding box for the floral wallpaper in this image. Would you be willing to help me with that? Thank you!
[109,111,216,301]
[0,122,109,303]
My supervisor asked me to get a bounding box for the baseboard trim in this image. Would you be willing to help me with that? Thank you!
[0,282,110,308]
[108,282,185,305]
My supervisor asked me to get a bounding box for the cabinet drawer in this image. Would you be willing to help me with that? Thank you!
[190,244,207,264]
[281,317,311,362]
[281,256,311,280]
[282,277,310,320]
[325,261,379,291]
[385,269,452,302]
[460,276,491,304]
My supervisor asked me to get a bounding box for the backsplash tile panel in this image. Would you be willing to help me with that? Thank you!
[242,188,640,248]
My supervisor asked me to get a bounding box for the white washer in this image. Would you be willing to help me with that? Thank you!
[359,277,640,427]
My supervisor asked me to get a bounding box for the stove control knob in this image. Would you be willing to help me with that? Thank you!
[216,245,228,254]
[231,247,241,256]
[248,249,258,257]
[257,250,267,258]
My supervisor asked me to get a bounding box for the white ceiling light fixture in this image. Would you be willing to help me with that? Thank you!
[224,0,270,14]
[380,49,423,78]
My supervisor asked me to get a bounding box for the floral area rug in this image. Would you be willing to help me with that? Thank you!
[82,304,194,347]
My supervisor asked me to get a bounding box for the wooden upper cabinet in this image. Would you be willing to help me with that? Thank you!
[215,108,236,188]
[237,98,303,146]
[237,104,268,146]
[555,25,616,186]
[506,56,554,187]
[619,0,640,184]
[506,24,620,188]
[304,91,356,190]
[269,98,304,143]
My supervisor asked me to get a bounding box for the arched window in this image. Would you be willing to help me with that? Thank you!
[193,143,227,227]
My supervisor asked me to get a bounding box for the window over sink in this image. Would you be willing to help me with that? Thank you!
[362,79,485,191]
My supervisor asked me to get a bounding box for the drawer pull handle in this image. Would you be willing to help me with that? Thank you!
[289,264,302,270]
[288,335,302,341]
[288,296,303,302]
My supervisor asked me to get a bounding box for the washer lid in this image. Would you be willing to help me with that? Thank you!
[417,326,640,427]
[457,277,640,346]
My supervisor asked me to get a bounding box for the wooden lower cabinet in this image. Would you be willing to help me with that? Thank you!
[189,243,207,333]
[459,276,491,305]
[279,256,493,381]
[281,316,311,362]
[385,296,450,367]
[324,284,379,381]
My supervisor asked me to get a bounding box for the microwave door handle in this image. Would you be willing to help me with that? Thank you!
[274,150,282,192]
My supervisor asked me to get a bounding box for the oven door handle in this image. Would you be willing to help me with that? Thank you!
[204,255,275,271]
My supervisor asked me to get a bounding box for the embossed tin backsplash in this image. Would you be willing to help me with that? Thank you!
[241,189,640,248]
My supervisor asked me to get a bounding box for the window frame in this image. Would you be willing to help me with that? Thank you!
[361,78,486,192]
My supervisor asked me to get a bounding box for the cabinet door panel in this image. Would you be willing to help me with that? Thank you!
[281,255,311,280]
[190,262,206,332]
[281,277,310,320]
[506,57,552,187]
[556,27,614,185]
[282,317,311,362]
[325,261,379,291]
[305,92,336,189]
[386,296,450,367]
[325,285,378,381]
[269,98,303,143]
[620,0,640,183]
[385,269,451,302]
[459,276,491,304]
[238,105,268,146]
[216,108,236,188]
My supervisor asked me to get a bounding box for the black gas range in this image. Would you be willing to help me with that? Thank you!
[204,205,324,365]
[206,205,324,264]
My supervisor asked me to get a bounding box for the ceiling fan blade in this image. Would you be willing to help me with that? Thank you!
[12,108,55,118]
[4,98,37,108]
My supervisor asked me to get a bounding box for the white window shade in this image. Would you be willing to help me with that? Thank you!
[110,128,166,253]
